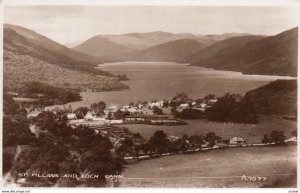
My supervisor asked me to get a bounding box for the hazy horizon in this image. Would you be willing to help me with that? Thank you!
[4,6,299,44]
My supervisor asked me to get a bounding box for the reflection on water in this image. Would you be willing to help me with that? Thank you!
[46,62,295,110]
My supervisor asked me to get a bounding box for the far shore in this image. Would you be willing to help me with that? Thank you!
[98,61,296,80]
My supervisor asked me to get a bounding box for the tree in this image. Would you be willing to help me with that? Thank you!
[203,94,216,101]
[3,115,35,147]
[195,98,203,105]
[189,134,204,148]
[205,132,221,147]
[153,106,163,115]
[35,111,57,130]
[173,92,188,104]
[107,112,113,120]
[262,134,271,144]
[97,101,106,111]
[269,130,286,145]
[148,130,170,153]
[114,110,127,120]
[74,107,90,119]
[90,103,98,111]
[90,101,106,115]
[162,100,169,108]
[169,100,177,108]
[116,137,134,156]
[171,107,179,117]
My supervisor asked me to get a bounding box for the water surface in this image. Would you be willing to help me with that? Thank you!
[47,62,294,109]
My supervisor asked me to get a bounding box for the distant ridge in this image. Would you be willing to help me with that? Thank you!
[74,36,136,58]
[73,31,251,60]
[190,27,298,77]
[120,39,207,62]
[184,35,266,63]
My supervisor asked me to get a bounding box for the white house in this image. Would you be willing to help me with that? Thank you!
[27,111,41,118]
[199,103,207,108]
[168,135,180,142]
[127,107,138,113]
[179,103,189,109]
[67,113,77,120]
[209,99,218,104]
[120,105,130,112]
[108,105,120,113]
[230,137,246,145]
[150,101,163,108]
[84,112,94,121]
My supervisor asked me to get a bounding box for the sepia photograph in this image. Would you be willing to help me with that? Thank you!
[1,0,299,190]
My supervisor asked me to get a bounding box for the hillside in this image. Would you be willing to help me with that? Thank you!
[74,36,136,58]
[4,50,128,92]
[4,24,129,91]
[243,79,297,116]
[184,35,265,63]
[191,27,298,77]
[4,24,109,76]
[121,39,206,62]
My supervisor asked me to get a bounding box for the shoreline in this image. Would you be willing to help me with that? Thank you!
[98,61,296,80]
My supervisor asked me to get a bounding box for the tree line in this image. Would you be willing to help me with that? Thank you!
[3,97,124,187]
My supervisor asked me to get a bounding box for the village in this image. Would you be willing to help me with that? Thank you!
[26,93,218,127]
[21,94,297,164]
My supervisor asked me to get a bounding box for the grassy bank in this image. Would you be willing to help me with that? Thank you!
[120,146,297,188]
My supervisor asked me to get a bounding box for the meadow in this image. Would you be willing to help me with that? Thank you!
[120,146,297,187]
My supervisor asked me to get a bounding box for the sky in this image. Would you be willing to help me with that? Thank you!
[4,5,299,44]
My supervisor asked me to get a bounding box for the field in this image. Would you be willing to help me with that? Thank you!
[122,115,296,144]
[120,146,297,188]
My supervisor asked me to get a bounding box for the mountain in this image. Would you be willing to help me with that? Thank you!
[74,36,137,58]
[4,24,128,91]
[121,39,207,62]
[184,35,266,63]
[191,27,298,77]
[201,33,252,41]
[4,24,109,75]
[243,79,297,116]
[73,31,201,58]
[73,31,253,60]
[123,31,199,49]
[100,31,199,50]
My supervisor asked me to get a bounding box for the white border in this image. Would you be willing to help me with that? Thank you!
[0,0,299,192]
[1,0,300,6]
